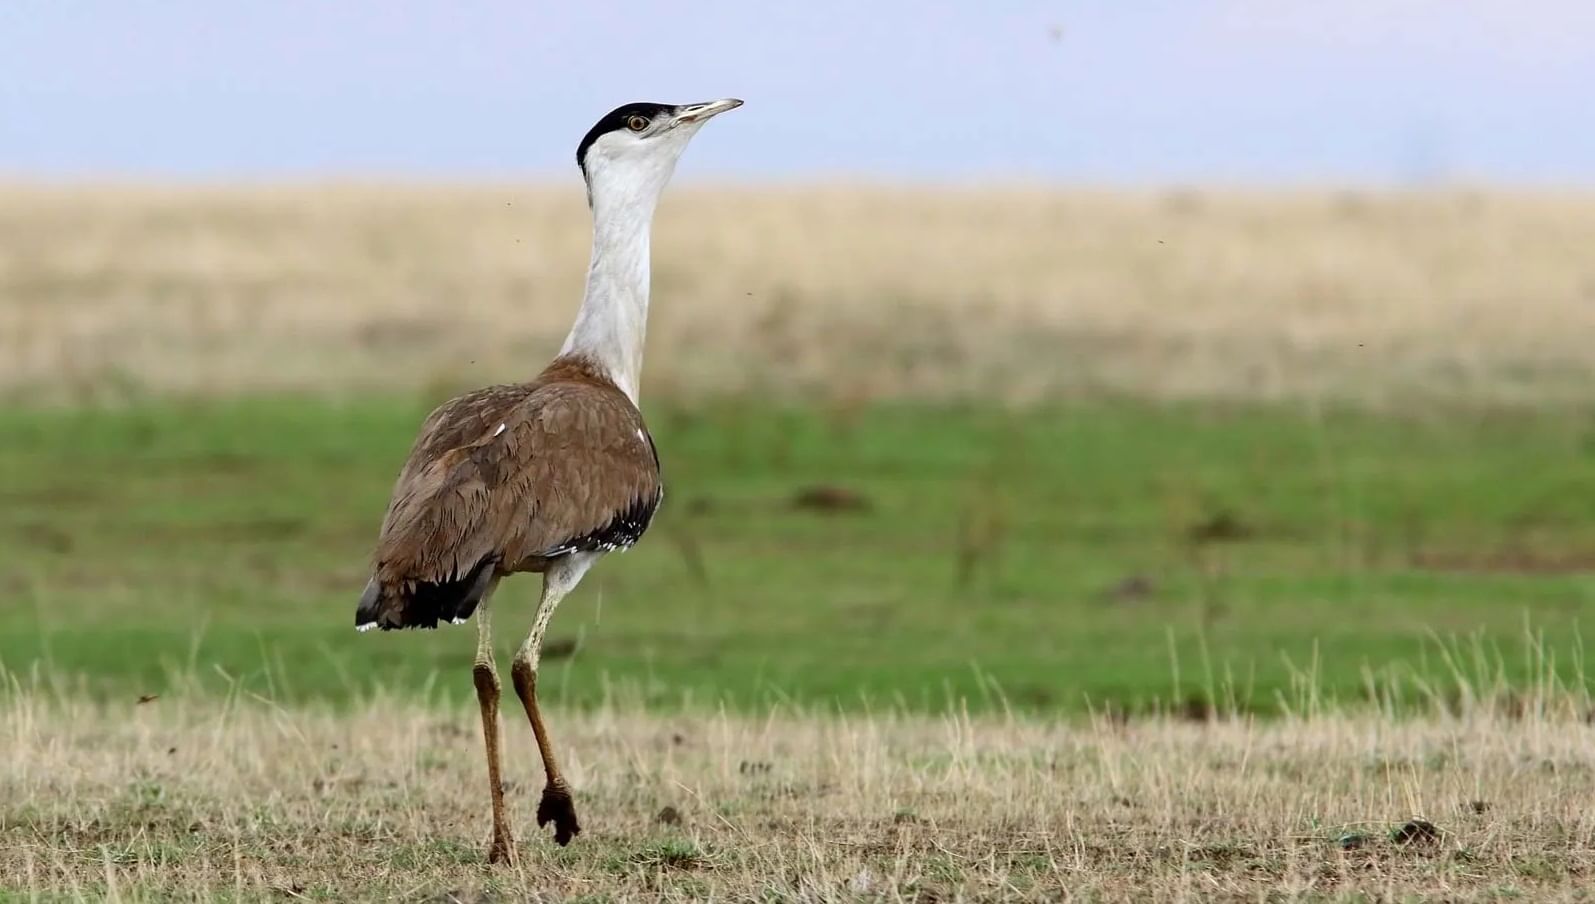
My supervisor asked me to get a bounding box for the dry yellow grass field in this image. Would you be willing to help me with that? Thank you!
[5,685,1595,901]
[4,185,1595,405]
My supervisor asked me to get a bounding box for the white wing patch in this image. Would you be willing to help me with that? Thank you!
[493,422,507,437]
[355,623,377,633]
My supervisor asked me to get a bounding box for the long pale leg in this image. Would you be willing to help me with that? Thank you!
[471,580,516,865]
[511,553,598,846]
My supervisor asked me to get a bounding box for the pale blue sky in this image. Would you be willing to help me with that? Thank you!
[1,1,1588,183]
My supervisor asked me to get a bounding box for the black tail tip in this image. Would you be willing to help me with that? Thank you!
[354,562,495,632]
[354,577,388,632]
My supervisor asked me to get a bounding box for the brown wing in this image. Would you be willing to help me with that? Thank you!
[356,371,660,630]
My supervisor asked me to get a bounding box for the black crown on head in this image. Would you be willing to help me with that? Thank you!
[576,102,677,170]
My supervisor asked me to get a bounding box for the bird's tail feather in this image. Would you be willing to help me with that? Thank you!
[354,558,497,631]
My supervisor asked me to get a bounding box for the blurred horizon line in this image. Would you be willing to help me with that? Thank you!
[4,172,1595,193]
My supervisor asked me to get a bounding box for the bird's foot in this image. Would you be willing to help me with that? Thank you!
[536,782,582,846]
[486,832,518,866]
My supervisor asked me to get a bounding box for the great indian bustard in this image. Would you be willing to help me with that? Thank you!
[354,98,742,864]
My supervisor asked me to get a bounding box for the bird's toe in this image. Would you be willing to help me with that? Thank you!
[536,783,582,846]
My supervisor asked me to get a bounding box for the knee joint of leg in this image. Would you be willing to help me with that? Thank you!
[472,663,500,695]
[510,656,538,700]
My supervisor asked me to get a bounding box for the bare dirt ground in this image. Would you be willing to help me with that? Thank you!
[5,687,1594,901]
[4,185,1595,406]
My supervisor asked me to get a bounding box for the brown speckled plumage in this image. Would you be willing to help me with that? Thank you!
[355,354,661,631]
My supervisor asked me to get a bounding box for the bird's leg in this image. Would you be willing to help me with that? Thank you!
[511,554,596,846]
[471,582,516,865]
[512,584,578,845]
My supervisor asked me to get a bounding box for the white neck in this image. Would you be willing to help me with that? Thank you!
[559,187,657,402]
[557,116,710,402]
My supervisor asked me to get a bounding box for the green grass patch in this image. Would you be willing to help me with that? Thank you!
[2,396,1592,712]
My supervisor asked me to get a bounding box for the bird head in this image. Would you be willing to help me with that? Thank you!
[576,99,742,212]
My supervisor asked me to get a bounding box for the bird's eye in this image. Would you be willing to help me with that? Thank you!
[626,115,649,132]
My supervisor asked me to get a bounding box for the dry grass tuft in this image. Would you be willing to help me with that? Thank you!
[5,687,1595,900]
[4,185,1595,405]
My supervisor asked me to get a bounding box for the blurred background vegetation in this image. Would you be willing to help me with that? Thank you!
[4,187,1593,713]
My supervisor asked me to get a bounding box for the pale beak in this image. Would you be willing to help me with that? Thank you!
[674,98,743,126]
